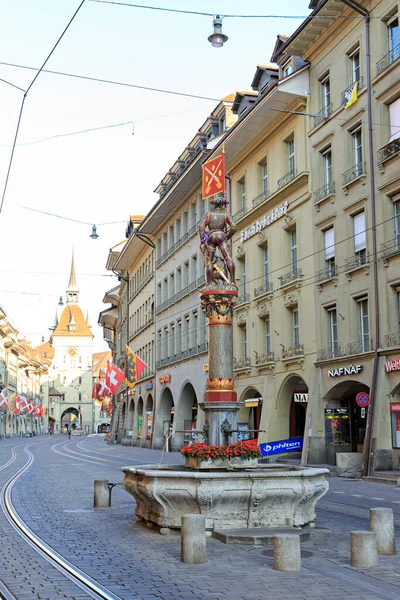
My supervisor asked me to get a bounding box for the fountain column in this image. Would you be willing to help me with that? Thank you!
[200,287,240,446]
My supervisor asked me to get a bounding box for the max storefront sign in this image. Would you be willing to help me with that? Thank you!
[240,201,288,242]
[259,437,303,456]
[328,365,363,377]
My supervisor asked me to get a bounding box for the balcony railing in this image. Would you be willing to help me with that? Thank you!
[381,237,400,258]
[131,316,154,339]
[156,275,207,315]
[318,340,373,360]
[138,366,155,381]
[385,333,400,347]
[341,78,363,105]
[317,346,341,362]
[254,282,273,298]
[316,264,337,283]
[342,161,365,186]
[236,292,250,305]
[129,270,154,302]
[255,352,275,365]
[233,206,248,222]
[233,358,251,370]
[252,190,270,209]
[345,251,368,272]
[377,138,400,164]
[376,43,400,75]
[313,181,335,205]
[155,342,208,369]
[347,339,372,355]
[312,104,332,128]
[279,268,303,287]
[282,345,304,360]
[155,222,199,267]
[277,169,297,189]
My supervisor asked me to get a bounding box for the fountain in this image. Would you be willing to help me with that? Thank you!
[122,193,328,533]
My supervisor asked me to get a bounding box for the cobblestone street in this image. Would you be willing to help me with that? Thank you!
[0,435,400,599]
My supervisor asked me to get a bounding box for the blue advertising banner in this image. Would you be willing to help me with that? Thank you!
[259,437,303,457]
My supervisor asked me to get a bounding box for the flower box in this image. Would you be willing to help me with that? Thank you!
[185,455,259,469]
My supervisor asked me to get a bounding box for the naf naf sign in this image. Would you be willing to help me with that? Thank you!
[259,437,304,457]
[328,364,363,377]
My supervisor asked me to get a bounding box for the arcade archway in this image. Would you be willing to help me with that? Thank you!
[275,374,308,442]
[61,407,80,431]
[176,382,198,447]
[238,387,263,439]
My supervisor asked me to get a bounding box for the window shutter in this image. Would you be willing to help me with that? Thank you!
[353,212,366,252]
[324,228,335,260]
[389,99,400,142]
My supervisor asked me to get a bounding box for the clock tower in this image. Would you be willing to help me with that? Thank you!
[38,250,95,433]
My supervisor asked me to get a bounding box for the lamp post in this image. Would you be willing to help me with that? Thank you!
[131,229,157,448]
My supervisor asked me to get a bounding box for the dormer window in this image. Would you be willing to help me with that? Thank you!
[282,60,293,78]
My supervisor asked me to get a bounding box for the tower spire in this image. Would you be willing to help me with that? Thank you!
[66,248,79,304]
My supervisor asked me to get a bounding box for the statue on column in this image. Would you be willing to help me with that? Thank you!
[198,196,237,287]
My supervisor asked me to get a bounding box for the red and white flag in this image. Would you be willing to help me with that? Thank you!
[106,360,124,395]
[34,404,43,417]
[20,396,30,413]
[0,388,7,411]
[28,399,35,414]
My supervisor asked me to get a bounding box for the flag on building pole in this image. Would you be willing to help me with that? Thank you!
[20,396,30,413]
[202,148,226,199]
[125,346,147,389]
[344,81,358,109]
[106,361,124,395]
[8,393,17,414]
[34,404,43,417]
[0,387,7,411]
[28,399,35,414]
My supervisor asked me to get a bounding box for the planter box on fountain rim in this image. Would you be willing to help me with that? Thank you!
[185,455,259,469]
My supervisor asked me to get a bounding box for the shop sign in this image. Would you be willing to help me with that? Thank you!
[390,403,400,412]
[325,407,349,416]
[356,392,369,407]
[386,359,400,373]
[240,201,288,242]
[244,398,262,407]
[145,381,153,391]
[294,393,308,403]
[328,365,363,377]
[159,374,170,384]
[259,437,303,456]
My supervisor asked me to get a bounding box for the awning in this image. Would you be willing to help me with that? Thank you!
[244,398,263,407]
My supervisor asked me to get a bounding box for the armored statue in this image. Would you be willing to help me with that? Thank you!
[198,196,237,287]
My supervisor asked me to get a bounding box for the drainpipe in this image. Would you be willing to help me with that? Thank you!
[340,0,380,476]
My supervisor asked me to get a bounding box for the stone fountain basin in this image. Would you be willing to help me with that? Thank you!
[121,464,329,531]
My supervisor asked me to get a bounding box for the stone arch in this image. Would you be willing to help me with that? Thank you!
[119,401,126,441]
[237,386,263,439]
[154,387,174,449]
[61,407,80,431]
[143,394,154,446]
[274,373,308,442]
[127,398,134,431]
[174,382,198,449]
[134,396,144,446]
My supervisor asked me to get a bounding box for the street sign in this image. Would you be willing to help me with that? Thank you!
[259,437,303,457]
[361,407,366,419]
[294,393,308,402]
[356,392,369,407]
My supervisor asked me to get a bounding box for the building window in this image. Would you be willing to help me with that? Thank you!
[265,316,271,354]
[388,98,400,143]
[78,377,82,385]
[261,161,268,195]
[293,308,300,347]
[176,320,182,355]
[322,148,332,187]
[327,307,338,357]
[351,127,363,172]
[348,47,361,84]
[219,114,226,133]
[387,15,399,52]
[288,138,295,174]
[263,245,269,285]
[243,325,248,359]
[290,228,297,270]
[324,227,335,275]
[240,256,247,296]
[394,198,400,241]
[191,254,197,283]
[357,298,370,352]
[283,60,293,78]
[320,74,330,114]
[239,178,246,211]
[353,211,367,262]
[78,392,82,402]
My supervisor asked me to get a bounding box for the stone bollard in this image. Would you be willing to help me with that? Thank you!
[350,531,378,567]
[181,514,207,564]
[273,534,301,572]
[94,480,110,508]
[370,508,396,555]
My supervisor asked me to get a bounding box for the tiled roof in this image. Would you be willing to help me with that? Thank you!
[256,64,279,70]
[92,350,111,375]
[34,341,55,360]
[237,90,258,96]
[221,93,236,102]
[53,305,94,338]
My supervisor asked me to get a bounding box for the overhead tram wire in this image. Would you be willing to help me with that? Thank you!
[0,77,25,92]
[0,0,87,217]
[0,60,220,103]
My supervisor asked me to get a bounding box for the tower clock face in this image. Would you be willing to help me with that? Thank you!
[67,347,77,357]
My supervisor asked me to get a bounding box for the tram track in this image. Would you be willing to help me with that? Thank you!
[0,444,122,600]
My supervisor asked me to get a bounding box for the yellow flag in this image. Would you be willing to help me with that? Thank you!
[344,81,358,109]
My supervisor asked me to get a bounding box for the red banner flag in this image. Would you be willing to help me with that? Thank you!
[34,404,43,417]
[125,346,147,389]
[20,396,31,413]
[106,361,124,395]
[0,387,7,411]
[202,151,226,199]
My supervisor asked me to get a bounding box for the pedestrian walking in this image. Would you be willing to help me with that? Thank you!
[48,427,52,435]
[68,429,71,440]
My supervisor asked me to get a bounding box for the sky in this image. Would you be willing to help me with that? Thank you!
[0,0,312,351]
